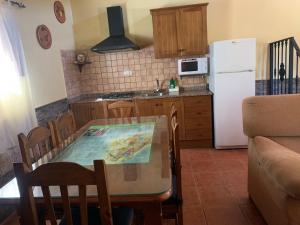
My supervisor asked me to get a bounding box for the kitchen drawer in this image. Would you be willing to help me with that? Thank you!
[184,96,211,107]
[185,117,212,129]
[184,110,210,118]
[185,128,211,140]
[184,97,211,114]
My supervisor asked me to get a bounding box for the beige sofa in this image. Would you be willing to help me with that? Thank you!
[243,94,300,225]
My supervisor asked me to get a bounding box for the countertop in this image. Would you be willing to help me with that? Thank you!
[69,87,213,104]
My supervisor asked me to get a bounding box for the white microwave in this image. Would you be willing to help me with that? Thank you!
[178,57,208,76]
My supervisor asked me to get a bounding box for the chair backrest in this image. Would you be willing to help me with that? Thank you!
[104,101,138,118]
[171,114,183,200]
[14,160,113,225]
[169,104,178,149]
[18,126,56,170]
[170,104,178,120]
[51,111,77,148]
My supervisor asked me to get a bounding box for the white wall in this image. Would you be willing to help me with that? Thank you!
[12,0,75,107]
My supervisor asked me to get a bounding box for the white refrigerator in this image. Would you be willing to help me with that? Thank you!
[209,38,256,149]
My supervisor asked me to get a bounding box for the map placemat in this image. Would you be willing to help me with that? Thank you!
[51,122,155,165]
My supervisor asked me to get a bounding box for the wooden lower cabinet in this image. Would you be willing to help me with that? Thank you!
[135,98,185,140]
[71,103,93,129]
[71,95,213,147]
[181,95,213,148]
[71,102,106,129]
[90,102,106,119]
[136,96,212,146]
[136,99,165,116]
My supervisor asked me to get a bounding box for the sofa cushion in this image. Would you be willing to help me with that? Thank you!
[254,136,300,199]
[270,137,300,155]
[243,94,300,138]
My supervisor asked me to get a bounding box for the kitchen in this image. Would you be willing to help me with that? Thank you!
[65,4,253,150]
[0,0,300,225]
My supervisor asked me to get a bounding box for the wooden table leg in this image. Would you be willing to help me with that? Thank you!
[143,202,162,225]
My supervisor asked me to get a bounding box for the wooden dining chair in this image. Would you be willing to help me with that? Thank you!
[162,113,183,225]
[18,126,56,170]
[14,160,134,225]
[169,104,178,154]
[51,111,77,148]
[170,104,178,120]
[104,101,138,119]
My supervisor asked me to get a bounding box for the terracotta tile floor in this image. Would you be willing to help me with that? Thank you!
[3,148,267,225]
[180,148,266,225]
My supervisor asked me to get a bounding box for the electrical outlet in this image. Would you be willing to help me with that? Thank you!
[123,70,133,76]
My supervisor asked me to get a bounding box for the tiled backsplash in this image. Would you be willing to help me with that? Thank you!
[61,51,82,99]
[61,46,206,99]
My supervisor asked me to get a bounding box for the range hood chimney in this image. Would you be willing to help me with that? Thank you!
[91,6,140,53]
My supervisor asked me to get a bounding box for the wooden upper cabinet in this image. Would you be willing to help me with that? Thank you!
[151,3,208,58]
[151,9,179,58]
[177,5,208,56]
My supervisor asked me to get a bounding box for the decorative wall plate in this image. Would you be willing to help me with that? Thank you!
[36,25,52,49]
[54,1,66,24]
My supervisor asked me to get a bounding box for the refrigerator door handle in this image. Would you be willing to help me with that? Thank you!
[217,69,255,74]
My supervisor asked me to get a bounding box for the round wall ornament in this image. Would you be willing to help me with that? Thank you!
[76,53,87,63]
[54,1,66,23]
[36,25,52,49]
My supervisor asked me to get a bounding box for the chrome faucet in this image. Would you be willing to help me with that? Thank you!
[155,79,160,93]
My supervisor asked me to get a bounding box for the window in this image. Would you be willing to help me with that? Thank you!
[0,5,36,153]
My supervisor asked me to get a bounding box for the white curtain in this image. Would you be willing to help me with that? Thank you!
[0,4,36,156]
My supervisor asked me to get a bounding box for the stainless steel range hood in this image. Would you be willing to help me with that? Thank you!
[91,6,139,53]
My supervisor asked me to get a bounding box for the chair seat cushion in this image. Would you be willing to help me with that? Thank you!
[59,206,133,225]
[163,174,181,205]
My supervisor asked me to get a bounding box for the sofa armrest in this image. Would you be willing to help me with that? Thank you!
[254,136,300,199]
[243,94,300,138]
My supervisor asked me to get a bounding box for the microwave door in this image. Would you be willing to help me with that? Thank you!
[179,60,199,75]
[182,61,198,72]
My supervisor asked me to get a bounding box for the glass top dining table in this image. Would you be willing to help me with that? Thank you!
[0,116,171,204]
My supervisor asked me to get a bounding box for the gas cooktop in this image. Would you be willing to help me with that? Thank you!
[101,91,135,99]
